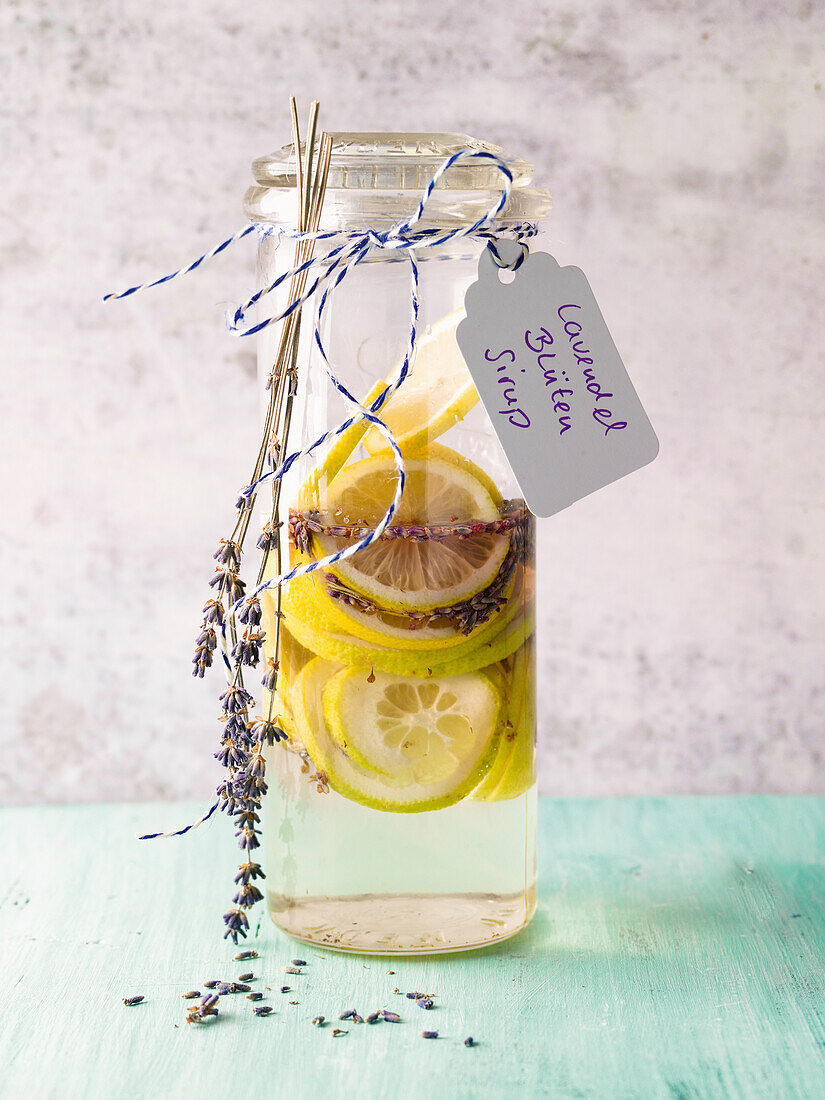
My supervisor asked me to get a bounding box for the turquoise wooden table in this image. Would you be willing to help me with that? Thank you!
[1,797,824,1099]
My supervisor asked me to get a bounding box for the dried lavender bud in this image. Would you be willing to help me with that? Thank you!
[291,959,307,967]
[181,991,201,1000]
[257,521,281,552]
[282,966,301,974]
[312,1016,325,1026]
[203,980,220,989]
[464,1037,474,1047]
[352,1014,364,1024]
[122,996,144,1006]
[280,986,290,993]
[238,972,254,982]
[234,861,265,886]
[203,598,225,625]
[338,1009,355,1020]
[251,718,287,746]
[247,992,263,1002]
[220,685,253,716]
[230,983,251,993]
[331,1028,347,1037]
[366,1011,381,1024]
[416,998,434,1010]
[392,988,402,995]
[232,631,264,668]
[261,658,280,691]
[214,539,241,568]
[231,875,262,902]
[253,1006,273,1017]
[216,983,233,996]
[234,949,258,961]
[421,1030,438,1039]
[381,1011,401,1023]
[238,596,262,626]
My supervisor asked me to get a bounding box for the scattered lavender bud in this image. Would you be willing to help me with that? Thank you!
[253,1006,273,1017]
[247,992,263,1002]
[381,1011,401,1023]
[122,996,144,1006]
[331,1028,347,1037]
[230,983,251,993]
[416,998,434,1010]
[421,1030,439,1039]
[291,959,307,967]
[217,983,233,996]
[203,980,220,990]
[181,991,201,1000]
[338,1009,356,1020]
[282,966,302,974]
[280,986,291,993]
[238,972,254,982]
[392,988,402,995]
[234,949,258,961]
[387,971,395,975]
[288,1001,299,1005]
[312,1016,325,1026]
[353,1014,364,1024]
[366,1011,381,1024]
[464,1037,474,1047]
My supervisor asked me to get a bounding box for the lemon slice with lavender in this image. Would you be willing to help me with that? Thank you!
[310,450,509,612]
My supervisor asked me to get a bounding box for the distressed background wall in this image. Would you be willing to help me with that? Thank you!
[2,0,824,805]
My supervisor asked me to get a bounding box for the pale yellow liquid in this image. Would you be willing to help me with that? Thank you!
[262,746,537,953]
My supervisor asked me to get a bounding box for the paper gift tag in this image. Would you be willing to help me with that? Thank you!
[456,246,659,518]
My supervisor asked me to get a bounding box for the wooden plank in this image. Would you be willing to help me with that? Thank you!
[1,797,824,1098]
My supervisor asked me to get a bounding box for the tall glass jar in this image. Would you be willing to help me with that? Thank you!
[245,134,551,953]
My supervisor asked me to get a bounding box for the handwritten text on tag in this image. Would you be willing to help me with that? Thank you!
[456,248,659,518]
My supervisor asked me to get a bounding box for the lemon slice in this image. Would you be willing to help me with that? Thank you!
[292,658,499,812]
[284,590,534,678]
[283,561,516,651]
[312,451,508,611]
[471,639,535,801]
[299,379,388,509]
[324,666,501,784]
[361,309,479,455]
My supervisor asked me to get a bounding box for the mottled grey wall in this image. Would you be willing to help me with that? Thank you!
[2,1,824,805]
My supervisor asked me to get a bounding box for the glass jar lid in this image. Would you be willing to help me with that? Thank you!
[245,132,552,230]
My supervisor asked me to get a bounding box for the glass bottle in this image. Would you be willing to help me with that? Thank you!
[244,133,551,953]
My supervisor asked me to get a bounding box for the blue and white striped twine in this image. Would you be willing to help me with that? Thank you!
[106,150,536,839]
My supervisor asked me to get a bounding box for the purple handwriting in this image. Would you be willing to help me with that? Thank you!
[557,304,627,435]
[484,347,530,428]
[524,327,572,435]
